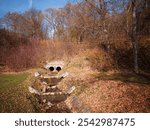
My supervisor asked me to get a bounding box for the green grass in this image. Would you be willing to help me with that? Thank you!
[0,73,29,90]
[95,73,150,85]
[0,73,39,112]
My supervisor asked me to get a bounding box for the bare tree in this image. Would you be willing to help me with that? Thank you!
[126,0,139,73]
[4,9,45,39]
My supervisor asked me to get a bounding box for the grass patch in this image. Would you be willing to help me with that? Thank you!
[95,73,150,85]
[0,73,29,90]
[0,73,39,112]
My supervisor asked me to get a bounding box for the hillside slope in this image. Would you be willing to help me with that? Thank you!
[0,48,150,113]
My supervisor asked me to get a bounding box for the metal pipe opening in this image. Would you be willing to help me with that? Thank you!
[56,66,61,72]
[49,66,54,71]
[49,66,62,72]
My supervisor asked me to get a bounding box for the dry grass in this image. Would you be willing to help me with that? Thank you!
[1,39,81,71]
[1,43,150,113]
[0,73,40,112]
[85,48,114,71]
[57,48,150,113]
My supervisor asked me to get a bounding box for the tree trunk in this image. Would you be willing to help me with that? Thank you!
[131,0,139,73]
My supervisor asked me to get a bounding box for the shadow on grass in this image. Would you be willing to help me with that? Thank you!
[95,73,150,85]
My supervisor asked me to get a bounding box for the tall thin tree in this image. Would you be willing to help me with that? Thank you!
[130,0,139,73]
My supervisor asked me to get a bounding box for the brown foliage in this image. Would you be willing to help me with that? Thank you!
[0,37,81,71]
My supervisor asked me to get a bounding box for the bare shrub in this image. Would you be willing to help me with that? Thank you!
[87,48,114,71]
[3,38,81,71]
[6,43,37,70]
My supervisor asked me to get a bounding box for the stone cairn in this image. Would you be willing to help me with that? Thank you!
[29,61,75,111]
